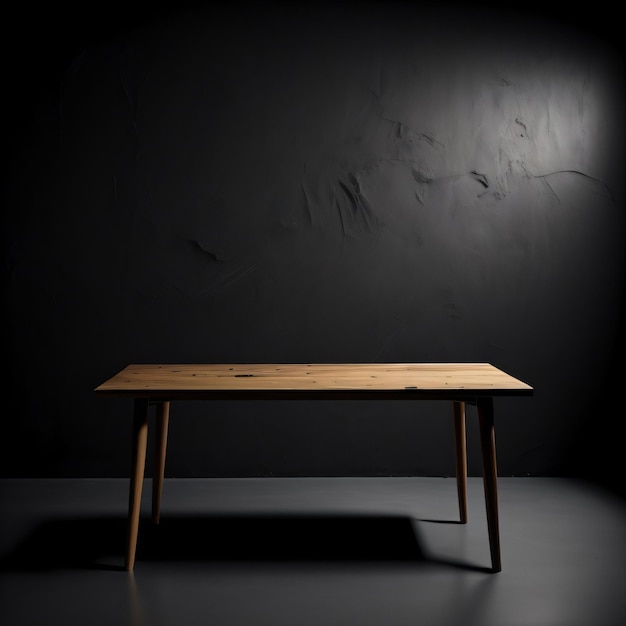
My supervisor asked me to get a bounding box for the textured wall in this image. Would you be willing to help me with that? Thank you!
[3,3,624,482]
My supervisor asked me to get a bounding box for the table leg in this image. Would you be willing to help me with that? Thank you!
[453,401,468,524]
[126,398,150,572]
[477,396,501,572]
[152,401,170,524]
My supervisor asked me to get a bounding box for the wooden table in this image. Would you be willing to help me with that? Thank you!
[95,363,533,572]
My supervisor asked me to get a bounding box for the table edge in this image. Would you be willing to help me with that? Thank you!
[94,388,534,401]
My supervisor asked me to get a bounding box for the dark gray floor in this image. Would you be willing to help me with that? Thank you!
[1,477,625,626]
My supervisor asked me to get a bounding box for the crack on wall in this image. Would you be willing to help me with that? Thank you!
[219,263,258,289]
[410,165,432,205]
[301,163,384,239]
[301,181,315,226]
[382,116,446,150]
[410,166,432,185]
[193,262,259,298]
[514,117,527,138]
[186,239,224,263]
[533,170,616,203]
[470,171,489,188]
[333,170,384,239]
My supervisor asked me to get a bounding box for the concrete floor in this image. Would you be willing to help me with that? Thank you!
[1,476,625,626]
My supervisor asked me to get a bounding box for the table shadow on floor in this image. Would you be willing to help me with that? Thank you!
[0,514,491,573]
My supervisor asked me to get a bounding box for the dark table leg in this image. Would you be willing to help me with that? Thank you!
[152,401,170,524]
[453,401,468,524]
[477,396,501,572]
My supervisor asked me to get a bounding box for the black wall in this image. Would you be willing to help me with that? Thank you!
[3,2,624,491]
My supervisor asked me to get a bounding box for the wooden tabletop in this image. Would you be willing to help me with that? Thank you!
[94,363,533,400]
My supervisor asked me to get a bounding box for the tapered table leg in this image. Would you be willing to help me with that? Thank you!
[477,396,501,572]
[126,398,150,572]
[152,401,170,524]
[453,401,468,524]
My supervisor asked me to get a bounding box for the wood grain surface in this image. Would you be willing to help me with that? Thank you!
[95,363,533,398]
